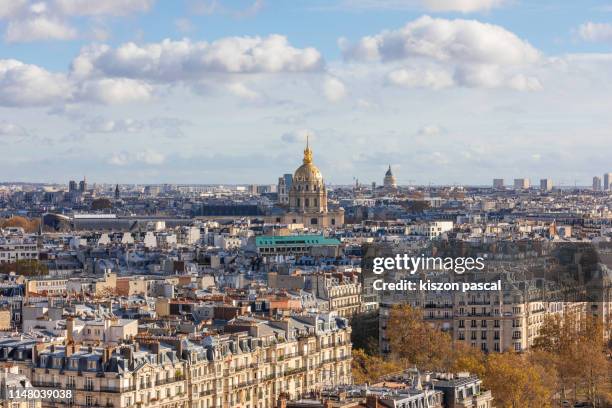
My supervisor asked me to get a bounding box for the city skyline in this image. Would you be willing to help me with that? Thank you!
[2,0,612,184]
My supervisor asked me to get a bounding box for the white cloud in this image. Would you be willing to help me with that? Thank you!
[387,67,454,89]
[0,0,153,43]
[53,0,154,16]
[343,16,542,91]
[342,16,540,65]
[227,82,260,100]
[422,0,505,13]
[72,35,323,82]
[338,0,506,13]
[136,150,165,164]
[82,118,145,133]
[108,149,165,166]
[76,78,153,104]
[5,16,77,42]
[578,22,612,43]
[323,76,347,102]
[0,59,71,106]
[0,0,27,19]
[0,120,28,138]
[453,64,542,90]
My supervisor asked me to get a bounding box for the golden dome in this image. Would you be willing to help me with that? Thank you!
[293,135,323,182]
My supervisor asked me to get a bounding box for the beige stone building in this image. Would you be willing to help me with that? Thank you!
[2,313,352,408]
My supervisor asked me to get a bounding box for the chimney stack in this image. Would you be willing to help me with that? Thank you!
[366,395,380,408]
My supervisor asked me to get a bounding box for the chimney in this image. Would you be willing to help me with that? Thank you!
[102,346,114,364]
[366,395,380,408]
[66,317,74,344]
[32,343,46,365]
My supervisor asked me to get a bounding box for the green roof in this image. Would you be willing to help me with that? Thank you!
[255,234,340,247]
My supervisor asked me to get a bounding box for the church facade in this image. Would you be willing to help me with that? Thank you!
[278,139,344,227]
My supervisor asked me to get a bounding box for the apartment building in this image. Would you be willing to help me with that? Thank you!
[0,236,38,264]
[379,274,572,354]
[0,313,352,408]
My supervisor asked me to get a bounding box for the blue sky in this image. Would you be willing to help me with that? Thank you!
[1,0,612,185]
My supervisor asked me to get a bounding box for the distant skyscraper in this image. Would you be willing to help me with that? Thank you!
[115,184,120,199]
[604,173,612,191]
[79,177,87,193]
[277,173,293,205]
[593,176,602,191]
[540,178,553,192]
[514,178,530,190]
[68,180,78,192]
[493,179,504,189]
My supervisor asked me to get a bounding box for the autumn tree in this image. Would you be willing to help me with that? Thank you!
[0,216,40,233]
[533,310,611,406]
[351,349,402,385]
[485,352,554,408]
[387,304,455,371]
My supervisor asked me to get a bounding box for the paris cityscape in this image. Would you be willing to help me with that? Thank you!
[1,1,612,408]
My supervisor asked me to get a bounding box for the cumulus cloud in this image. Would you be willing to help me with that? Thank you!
[0,59,71,106]
[75,78,153,104]
[454,64,542,90]
[342,16,539,65]
[5,16,77,42]
[387,67,454,89]
[0,0,154,42]
[578,22,612,43]
[71,35,323,81]
[343,16,542,91]
[323,76,347,102]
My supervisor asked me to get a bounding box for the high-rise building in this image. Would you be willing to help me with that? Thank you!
[604,173,612,190]
[277,173,293,205]
[114,184,120,199]
[493,179,504,189]
[540,178,553,192]
[593,176,602,191]
[68,180,78,192]
[514,178,530,190]
[79,177,87,193]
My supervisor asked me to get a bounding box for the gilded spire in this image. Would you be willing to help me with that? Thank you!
[303,134,313,164]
